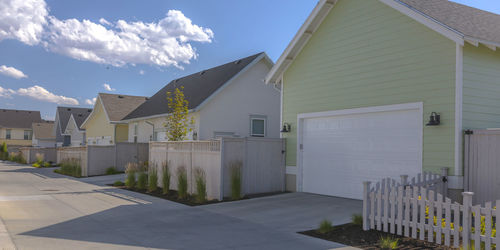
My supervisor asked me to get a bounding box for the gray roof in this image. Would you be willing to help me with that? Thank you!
[99,93,148,121]
[0,109,42,129]
[399,0,500,44]
[57,107,92,132]
[32,121,55,140]
[124,52,264,120]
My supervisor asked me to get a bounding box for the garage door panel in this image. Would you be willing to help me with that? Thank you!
[301,108,422,200]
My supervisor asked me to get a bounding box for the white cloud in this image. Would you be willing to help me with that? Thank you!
[16,85,79,105]
[0,86,15,98]
[139,70,145,75]
[0,0,48,45]
[0,65,28,79]
[85,97,96,105]
[103,83,115,91]
[0,0,214,68]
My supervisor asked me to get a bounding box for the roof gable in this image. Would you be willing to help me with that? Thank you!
[32,121,55,140]
[56,107,92,132]
[266,0,500,84]
[98,93,148,121]
[0,109,42,129]
[123,52,267,120]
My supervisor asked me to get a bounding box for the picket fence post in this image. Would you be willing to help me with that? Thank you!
[362,181,371,231]
[441,167,449,197]
[462,192,474,249]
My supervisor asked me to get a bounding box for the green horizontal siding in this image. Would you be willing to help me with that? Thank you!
[282,0,456,174]
[463,44,500,129]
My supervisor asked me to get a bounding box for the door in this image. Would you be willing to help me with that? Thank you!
[300,104,423,200]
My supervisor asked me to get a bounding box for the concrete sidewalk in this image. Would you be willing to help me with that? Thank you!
[0,161,360,249]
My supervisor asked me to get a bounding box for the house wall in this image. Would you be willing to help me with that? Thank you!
[65,117,85,146]
[281,0,457,185]
[127,112,200,143]
[462,44,500,129]
[32,138,55,148]
[85,98,115,145]
[198,58,280,140]
[54,112,64,145]
[0,128,32,146]
[115,124,129,142]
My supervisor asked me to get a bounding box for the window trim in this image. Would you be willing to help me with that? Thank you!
[250,115,267,137]
[6,129,11,139]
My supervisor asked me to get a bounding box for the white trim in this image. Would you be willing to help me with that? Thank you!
[250,117,266,137]
[279,75,284,138]
[380,0,464,45]
[286,165,297,175]
[296,102,424,192]
[455,43,464,176]
[80,95,110,129]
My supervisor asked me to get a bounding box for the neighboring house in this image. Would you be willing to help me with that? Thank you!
[266,0,500,200]
[32,121,56,147]
[0,109,42,146]
[82,93,148,145]
[122,52,280,142]
[54,107,93,147]
[64,111,91,146]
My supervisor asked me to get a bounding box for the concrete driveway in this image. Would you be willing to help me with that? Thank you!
[0,161,361,250]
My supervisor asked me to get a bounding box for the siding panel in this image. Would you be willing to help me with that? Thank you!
[282,0,456,173]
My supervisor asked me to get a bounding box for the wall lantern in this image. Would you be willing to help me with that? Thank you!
[426,112,441,126]
[281,123,291,133]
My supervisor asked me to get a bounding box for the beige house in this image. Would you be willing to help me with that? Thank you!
[0,109,42,146]
[32,121,56,147]
[81,93,148,145]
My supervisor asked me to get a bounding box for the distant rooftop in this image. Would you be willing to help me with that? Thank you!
[0,109,42,129]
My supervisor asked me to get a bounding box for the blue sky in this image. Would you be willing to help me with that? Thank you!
[0,0,498,120]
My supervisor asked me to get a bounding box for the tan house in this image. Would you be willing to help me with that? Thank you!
[81,93,148,145]
[32,121,56,147]
[0,109,42,146]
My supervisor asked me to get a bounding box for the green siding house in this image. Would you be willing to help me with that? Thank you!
[266,0,500,200]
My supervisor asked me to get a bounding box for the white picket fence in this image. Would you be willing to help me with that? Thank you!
[363,171,500,249]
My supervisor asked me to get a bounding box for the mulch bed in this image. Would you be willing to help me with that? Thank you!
[300,223,456,249]
[111,185,285,206]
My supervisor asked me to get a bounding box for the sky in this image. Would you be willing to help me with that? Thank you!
[0,0,498,120]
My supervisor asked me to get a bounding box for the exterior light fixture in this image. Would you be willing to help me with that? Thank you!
[426,112,441,126]
[280,123,291,133]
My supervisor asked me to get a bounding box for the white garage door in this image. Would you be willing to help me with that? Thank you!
[300,104,422,200]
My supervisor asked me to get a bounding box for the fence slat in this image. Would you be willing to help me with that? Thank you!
[412,187,418,239]
[404,187,410,237]
[427,190,435,243]
[377,191,382,230]
[383,188,389,232]
[397,186,403,236]
[452,203,460,248]
[444,197,451,246]
[389,188,396,234]
[496,200,500,246]
[419,187,426,241]
[370,192,375,230]
[484,202,492,249]
[473,205,481,249]
[436,193,443,245]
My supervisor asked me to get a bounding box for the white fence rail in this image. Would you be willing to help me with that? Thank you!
[363,172,499,249]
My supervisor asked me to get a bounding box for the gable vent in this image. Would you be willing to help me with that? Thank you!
[118,95,124,98]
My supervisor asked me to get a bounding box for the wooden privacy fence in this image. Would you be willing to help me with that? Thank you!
[57,146,87,175]
[20,147,57,164]
[464,129,500,205]
[363,172,500,249]
[149,137,286,201]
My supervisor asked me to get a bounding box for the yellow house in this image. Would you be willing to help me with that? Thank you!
[81,93,147,145]
[0,109,42,146]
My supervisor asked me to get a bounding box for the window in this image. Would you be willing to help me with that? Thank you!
[6,129,11,139]
[24,130,32,140]
[250,116,266,137]
[133,123,138,143]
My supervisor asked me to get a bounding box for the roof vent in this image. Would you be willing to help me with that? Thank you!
[235,60,242,65]
[87,109,92,112]
[175,79,180,83]
[67,108,71,111]
[200,71,206,75]
[145,97,150,100]
[78,114,83,117]
[118,95,124,98]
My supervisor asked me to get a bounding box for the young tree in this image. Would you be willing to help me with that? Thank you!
[165,87,193,141]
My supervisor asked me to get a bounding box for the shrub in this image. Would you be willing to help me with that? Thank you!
[136,171,148,190]
[9,152,26,164]
[43,162,51,168]
[318,219,334,234]
[0,142,8,160]
[379,236,399,249]
[125,163,138,188]
[105,167,119,175]
[162,162,171,195]
[229,161,242,200]
[194,168,206,203]
[352,214,363,226]
[56,158,81,177]
[32,162,41,168]
[177,166,188,199]
[148,165,158,192]
[113,180,124,186]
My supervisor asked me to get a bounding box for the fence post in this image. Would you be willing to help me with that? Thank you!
[441,167,449,197]
[363,181,371,231]
[400,175,408,186]
[462,192,474,249]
